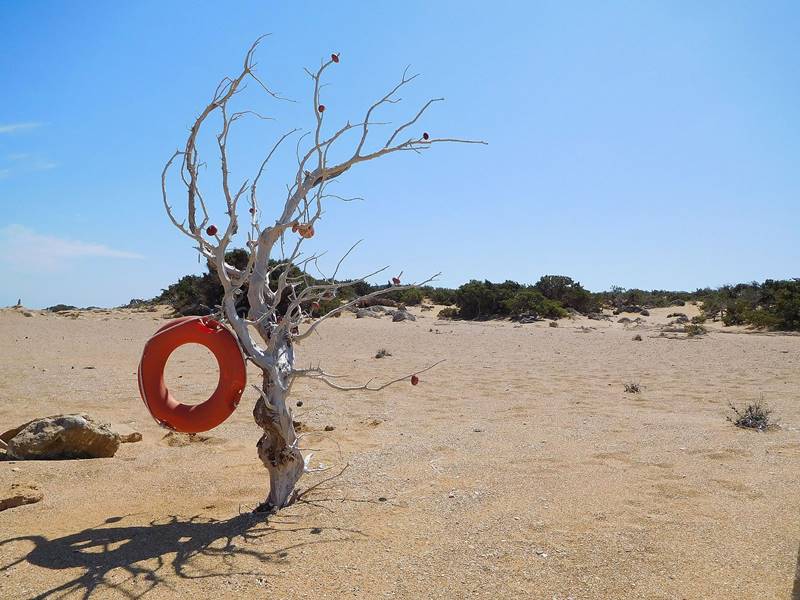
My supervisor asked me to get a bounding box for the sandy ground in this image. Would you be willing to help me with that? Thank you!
[0,304,798,599]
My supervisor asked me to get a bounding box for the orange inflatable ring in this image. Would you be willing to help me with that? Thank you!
[137,317,246,433]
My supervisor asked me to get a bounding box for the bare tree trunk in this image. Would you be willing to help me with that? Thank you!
[252,339,303,511]
[160,37,482,511]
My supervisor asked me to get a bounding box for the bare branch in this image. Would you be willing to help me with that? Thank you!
[296,359,446,392]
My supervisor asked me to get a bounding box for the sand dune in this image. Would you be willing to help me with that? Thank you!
[1,305,798,599]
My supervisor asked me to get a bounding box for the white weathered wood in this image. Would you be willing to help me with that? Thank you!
[162,36,484,511]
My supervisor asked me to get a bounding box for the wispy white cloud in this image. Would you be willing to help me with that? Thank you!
[0,122,43,134]
[0,224,144,271]
[0,155,57,180]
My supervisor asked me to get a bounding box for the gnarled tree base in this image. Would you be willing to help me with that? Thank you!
[252,378,303,512]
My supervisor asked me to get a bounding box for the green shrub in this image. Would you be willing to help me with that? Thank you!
[534,275,599,313]
[504,289,567,320]
[700,279,800,331]
[425,287,458,306]
[437,307,459,319]
[685,323,707,337]
[47,304,78,312]
[597,286,692,309]
[454,280,522,319]
[397,288,424,306]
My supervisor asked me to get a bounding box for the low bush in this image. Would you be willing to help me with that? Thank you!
[437,307,460,319]
[727,400,776,431]
[504,289,567,320]
[700,279,800,331]
[425,287,458,306]
[397,288,424,306]
[46,304,78,312]
[685,324,707,337]
[534,275,599,313]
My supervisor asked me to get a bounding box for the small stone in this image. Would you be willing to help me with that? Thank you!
[378,497,387,502]
[0,483,43,512]
[324,425,335,432]
[448,492,455,498]
[310,527,322,534]
[392,310,416,323]
[111,424,142,443]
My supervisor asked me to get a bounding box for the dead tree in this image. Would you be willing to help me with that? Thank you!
[162,36,484,512]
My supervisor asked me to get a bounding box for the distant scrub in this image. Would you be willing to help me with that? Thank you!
[503,288,567,320]
[699,279,800,332]
[424,287,458,306]
[533,275,600,314]
[446,276,592,320]
[46,304,78,313]
[596,286,691,309]
[145,254,800,332]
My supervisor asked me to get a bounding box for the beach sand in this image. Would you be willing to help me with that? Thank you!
[1,304,798,599]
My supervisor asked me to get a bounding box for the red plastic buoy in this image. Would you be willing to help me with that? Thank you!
[137,317,246,433]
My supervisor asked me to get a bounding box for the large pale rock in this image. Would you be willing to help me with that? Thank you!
[5,414,120,460]
[392,310,416,322]
[0,483,43,511]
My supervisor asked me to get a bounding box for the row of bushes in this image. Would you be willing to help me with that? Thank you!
[699,279,800,331]
[446,276,597,320]
[144,250,800,331]
[595,286,692,309]
[426,277,800,331]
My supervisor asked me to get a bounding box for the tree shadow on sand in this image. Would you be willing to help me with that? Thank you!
[0,512,364,599]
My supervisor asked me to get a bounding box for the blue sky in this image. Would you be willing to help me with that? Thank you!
[1,1,798,308]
